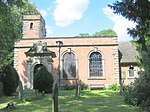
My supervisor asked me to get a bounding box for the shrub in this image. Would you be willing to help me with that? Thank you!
[0,71,2,82]
[60,81,88,90]
[124,73,150,111]
[33,66,54,93]
[124,83,139,106]
[108,83,120,91]
[12,66,19,92]
[61,83,76,90]
[80,81,88,90]
[1,65,19,96]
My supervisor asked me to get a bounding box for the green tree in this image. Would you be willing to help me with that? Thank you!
[33,66,54,93]
[77,33,90,37]
[0,0,39,71]
[77,29,117,37]
[93,29,117,37]
[1,65,19,96]
[109,0,150,110]
[109,0,150,47]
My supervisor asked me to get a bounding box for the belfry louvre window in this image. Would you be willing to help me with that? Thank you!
[62,52,76,79]
[89,52,103,77]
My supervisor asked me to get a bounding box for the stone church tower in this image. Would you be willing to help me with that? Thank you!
[14,15,55,89]
[22,15,46,39]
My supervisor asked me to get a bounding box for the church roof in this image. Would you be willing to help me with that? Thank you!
[118,42,138,63]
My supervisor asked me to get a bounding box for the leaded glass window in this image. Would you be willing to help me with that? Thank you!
[62,52,76,79]
[89,52,103,77]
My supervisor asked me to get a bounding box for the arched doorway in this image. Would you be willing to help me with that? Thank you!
[33,64,45,89]
[34,64,44,76]
[25,41,56,89]
[33,64,54,92]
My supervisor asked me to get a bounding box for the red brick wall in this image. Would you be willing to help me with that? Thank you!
[14,37,119,87]
[14,15,119,88]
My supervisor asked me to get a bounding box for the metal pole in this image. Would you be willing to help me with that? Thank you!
[56,41,63,87]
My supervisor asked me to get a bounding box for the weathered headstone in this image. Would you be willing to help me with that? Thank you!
[52,82,58,112]
[18,80,23,100]
[35,90,38,98]
[0,82,3,97]
[42,91,45,96]
[75,80,81,98]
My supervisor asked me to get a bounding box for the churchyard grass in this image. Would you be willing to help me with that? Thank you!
[0,90,138,112]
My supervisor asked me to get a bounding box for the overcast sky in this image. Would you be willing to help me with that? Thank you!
[29,0,135,41]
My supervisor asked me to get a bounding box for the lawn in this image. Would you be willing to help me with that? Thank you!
[0,90,139,112]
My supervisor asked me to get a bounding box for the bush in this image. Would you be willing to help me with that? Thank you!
[108,83,119,91]
[1,65,19,96]
[124,83,139,106]
[124,73,150,111]
[12,66,19,91]
[0,72,2,82]
[33,66,54,93]
[80,81,88,90]
[60,81,88,90]
[61,83,76,90]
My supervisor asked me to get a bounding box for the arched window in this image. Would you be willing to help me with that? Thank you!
[62,52,76,79]
[30,22,33,29]
[89,52,103,78]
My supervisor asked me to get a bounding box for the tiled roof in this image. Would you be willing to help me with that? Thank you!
[119,42,138,63]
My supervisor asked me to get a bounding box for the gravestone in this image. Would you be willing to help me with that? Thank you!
[35,90,38,98]
[52,82,58,112]
[18,81,23,100]
[75,80,81,98]
[0,82,3,97]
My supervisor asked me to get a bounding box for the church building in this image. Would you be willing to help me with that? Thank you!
[14,14,139,89]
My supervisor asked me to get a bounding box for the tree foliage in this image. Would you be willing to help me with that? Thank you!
[0,0,39,71]
[78,33,90,37]
[33,66,54,93]
[77,29,117,37]
[93,29,117,37]
[109,0,150,110]
[1,65,19,96]
[109,0,150,50]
